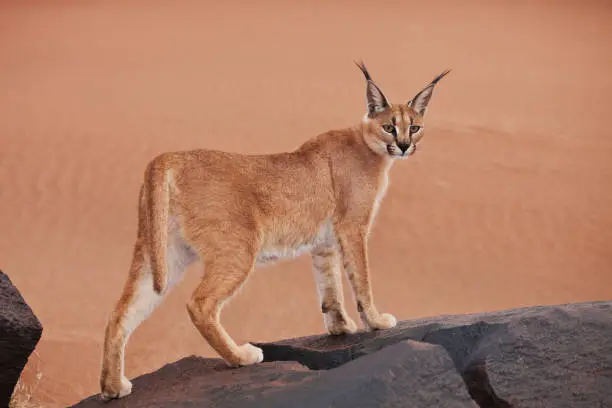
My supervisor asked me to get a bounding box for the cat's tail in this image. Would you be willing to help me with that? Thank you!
[144,156,170,295]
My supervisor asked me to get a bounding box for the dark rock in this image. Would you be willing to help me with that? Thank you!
[249,340,476,408]
[71,301,612,408]
[72,341,475,408]
[479,301,612,407]
[258,301,612,407]
[0,270,43,407]
[73,357,317,408]
[256,319,512,407]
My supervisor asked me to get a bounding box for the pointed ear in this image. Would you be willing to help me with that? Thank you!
[355,61,389,117]
[408,69,451,116]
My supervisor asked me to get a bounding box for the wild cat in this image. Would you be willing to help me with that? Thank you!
[100,62,449,399]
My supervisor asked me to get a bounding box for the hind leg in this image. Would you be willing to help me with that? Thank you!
[100,240,157,399]
[100,237,196,399]
[187,242,263,367]
[312,247,357,335]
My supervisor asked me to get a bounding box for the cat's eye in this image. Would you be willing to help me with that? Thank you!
[410,125,421,134]
[382,124,395,134]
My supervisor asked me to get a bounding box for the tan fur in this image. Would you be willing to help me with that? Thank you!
[99,62,449,399]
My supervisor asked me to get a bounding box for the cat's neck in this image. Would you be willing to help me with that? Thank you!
[354,123,394,170]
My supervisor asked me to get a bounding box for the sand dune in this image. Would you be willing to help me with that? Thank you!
[1,1,611,406]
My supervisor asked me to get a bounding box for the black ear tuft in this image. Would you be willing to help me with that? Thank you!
[431,69,451,85]
[354,60,373,81]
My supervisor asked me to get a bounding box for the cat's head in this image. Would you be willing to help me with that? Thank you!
[356,61,449,159]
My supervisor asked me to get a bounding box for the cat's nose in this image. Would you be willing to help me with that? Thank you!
[397,142,410,153]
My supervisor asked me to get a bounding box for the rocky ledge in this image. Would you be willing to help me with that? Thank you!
[0,270,43,407]
[73,301,611,408]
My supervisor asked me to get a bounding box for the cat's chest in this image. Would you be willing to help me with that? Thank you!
[369,166,391,222]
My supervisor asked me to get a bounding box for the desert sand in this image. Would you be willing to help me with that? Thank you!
[1,0,611,406]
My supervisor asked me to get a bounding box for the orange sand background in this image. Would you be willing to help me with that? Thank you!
[1,1,611,406]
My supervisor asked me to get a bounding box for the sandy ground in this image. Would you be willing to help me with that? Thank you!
[1,0,611,406]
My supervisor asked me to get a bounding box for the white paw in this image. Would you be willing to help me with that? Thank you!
[379,313,397,329]
[101,377,132,400]
[365,313,397,331]
[237,343,264,366]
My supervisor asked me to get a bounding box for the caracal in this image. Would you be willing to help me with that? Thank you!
[100,62,449,399]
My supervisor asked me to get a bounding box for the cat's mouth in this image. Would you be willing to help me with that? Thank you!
[387,144,416,158]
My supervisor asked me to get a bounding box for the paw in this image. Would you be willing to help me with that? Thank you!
[236,343,264,366]
[325,314,358,335]
[365,313,397,331]
[101,376,132,400]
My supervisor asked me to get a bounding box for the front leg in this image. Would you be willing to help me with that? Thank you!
[312,247,357,335]
[336,226,397,331]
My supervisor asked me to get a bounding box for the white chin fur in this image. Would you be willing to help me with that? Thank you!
[388,145,416,159]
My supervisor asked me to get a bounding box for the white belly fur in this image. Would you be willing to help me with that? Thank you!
[255,219,336,267]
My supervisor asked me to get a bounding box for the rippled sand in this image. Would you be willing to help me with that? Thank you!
[1,1,611,406]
